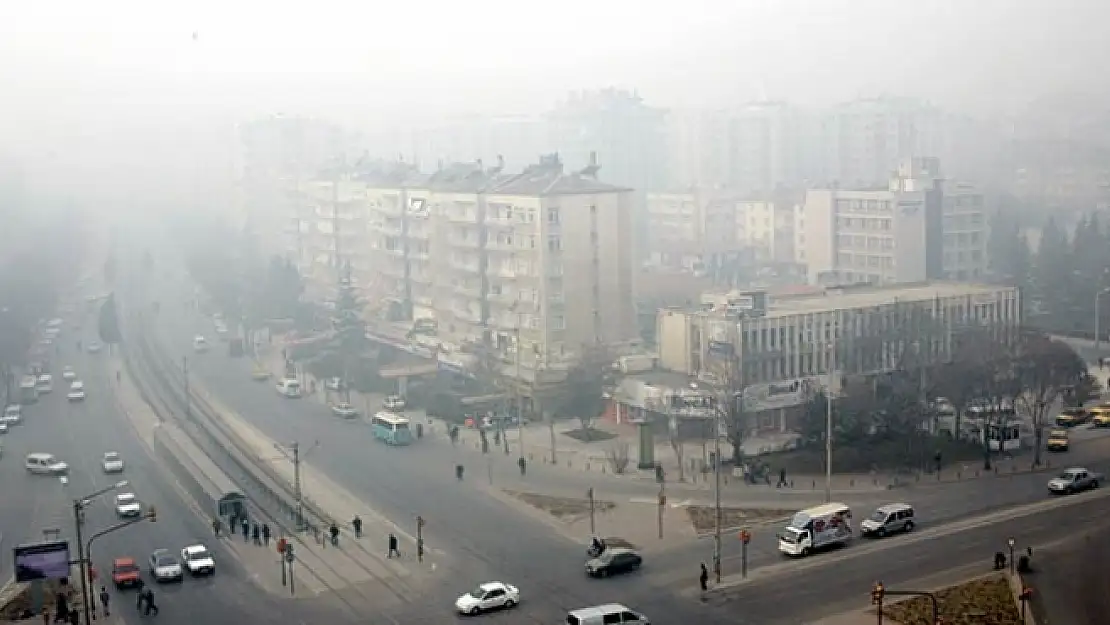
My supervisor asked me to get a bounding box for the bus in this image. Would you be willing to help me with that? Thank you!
[19,376,39,405]
[371,412,412,446]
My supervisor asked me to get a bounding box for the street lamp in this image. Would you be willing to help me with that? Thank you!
[1095,289,1110,350]
[824,337,837,503]
[1007,537,1016,575]
[71,479,128,625]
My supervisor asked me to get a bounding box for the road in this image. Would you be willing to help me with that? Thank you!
[704,491,1110,625]
[1,281,344,624]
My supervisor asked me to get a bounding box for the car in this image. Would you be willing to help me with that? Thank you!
[149,549,183,582]
[193,335,209,353]
[1046,429,1070,452]
[102,452,125,473]
[1090,407,1110,428]
[115,493,142,518]
[0,423,7,435]
[585,547,642,578]
[1,405,20,426]
[325,377,343,391]
[86,341,102,353]
[250,367,271,381]
[67,381,86,402]
[860,503,915,537]
[454,581,521,615]
[330,402,359,418]
[1055,408,1088,427]
[111,557,142,589]
[181,544,216,576]
[383,395,406,411]
[62,366,77,381]
[1047,467,1103,494]
[36,374,53,393]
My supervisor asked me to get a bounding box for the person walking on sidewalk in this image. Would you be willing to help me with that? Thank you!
[352,515,362,538]
[252,523,261,545]
[262,524,271,547]
[699,563,709,592]
[99,586,111,617]
[241,518,250,541]
[387,533,400,559]
[518,456,527,476]
[777,467,787,489]
[212,517,222,537]
[329,522,340,547]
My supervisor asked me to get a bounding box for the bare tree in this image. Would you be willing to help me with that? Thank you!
[668,416,686,483]
[604,442,631,474]
[1014,331,1087,466]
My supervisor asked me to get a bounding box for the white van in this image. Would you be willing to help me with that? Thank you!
[36,374,54,393]
[26,453,69,475]
[778,502,853,557]
[566,604,649,625]
[860,503,915,538]
[276,378,302,398]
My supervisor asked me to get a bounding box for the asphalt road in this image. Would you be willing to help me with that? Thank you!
[124,252,744,623]
[0,281,343,624]
[705,491,1110,625]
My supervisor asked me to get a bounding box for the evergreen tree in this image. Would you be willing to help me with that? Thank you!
[1034,216,1072,305]
[331,261,368,402]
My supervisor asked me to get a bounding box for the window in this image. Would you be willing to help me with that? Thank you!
[548,236,562,252]
[550,315,566,330]
[547,207,560,224]
[590,204,597,215]
[603,614,621,625]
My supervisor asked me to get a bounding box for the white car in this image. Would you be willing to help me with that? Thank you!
[383,395,406,411]
[62,366,77,380]
[86,341,103,353]
[454,581,521,615]
[102,452,125,473]
[149,549,183,582]
[181,544,216,576]
[2,405,20,425]
[116,493,142,518]
[0,423,7,435]
[36,375,53,393]
[331,402,358,418]
[67,381,86,402]
[193,335,209,353]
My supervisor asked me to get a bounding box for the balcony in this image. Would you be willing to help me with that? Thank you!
[410,271,434,285]
[409,248,431,262]
[407,226,431,241]
[485,238,518,253]
[380,260,407,278]
[377,222,404,238]
[451,307,483,324]
[382,245,406,258]
[487,290,519,306]
[452,282,483,299]
[446,209,479,224]
[373,198,404,216]
[448,233,480,248]
[450,257,482,274]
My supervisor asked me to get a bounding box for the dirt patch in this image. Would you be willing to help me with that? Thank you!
[562,428,617,443]
[883,574,1020,625]
[685,506,793,534]
[505,490,616,522]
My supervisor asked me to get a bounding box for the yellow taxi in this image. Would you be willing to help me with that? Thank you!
[1090,406,1110,428]
[1046,428,1070,452]
[1055,408,1089,427]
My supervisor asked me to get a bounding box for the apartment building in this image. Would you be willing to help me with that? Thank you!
[656,281,1020,437]
[798,157,990,285]
[286,175,374,300]
[356,154,637,366]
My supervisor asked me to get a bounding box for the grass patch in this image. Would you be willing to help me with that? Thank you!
[883,574,1020,625]
[505,490,616,522]
[763,436,988,474]
[684,506,793,534]
[562,427,617,443]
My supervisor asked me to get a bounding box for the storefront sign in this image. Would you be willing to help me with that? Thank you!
[743,378,816,412]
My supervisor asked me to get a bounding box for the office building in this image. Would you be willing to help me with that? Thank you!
[655,281,1020,437]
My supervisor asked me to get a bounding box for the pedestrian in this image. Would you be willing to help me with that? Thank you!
[41,608,49,625]
[212,517,222,537]
[778,467,787,488]
[699,563,709,592]
[252,523,261,545]
[229,513,238,533]
[241,518,250,541]
[352,515,362,538]
[329,522,340,547]
[518,456,527,476]
[388,533,400,559]
[262,524,271,546]
[136,586,146,611]
[99,586,110,617]
[53,592,67,623]
[142,589,158,616]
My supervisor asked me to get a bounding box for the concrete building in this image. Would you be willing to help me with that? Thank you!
[349,154,637,368]
[286,175,373,299]
[820,97,945,189]
[942,181,990,280]
[655,281,1020,440]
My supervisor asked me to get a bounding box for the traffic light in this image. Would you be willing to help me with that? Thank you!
[870,582,884,605]
[417,516,425,529]
[147,506,157,523]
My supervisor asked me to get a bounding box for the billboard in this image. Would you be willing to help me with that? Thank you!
[14,540,71,582]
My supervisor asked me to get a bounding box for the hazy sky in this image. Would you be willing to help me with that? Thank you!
[2,0,1107,205]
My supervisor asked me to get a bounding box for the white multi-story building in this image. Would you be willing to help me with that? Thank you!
[656,281,1020,437]
[348,154,637,368]
[798,157,989,285]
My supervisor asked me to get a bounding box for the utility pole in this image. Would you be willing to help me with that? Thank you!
[713,377,724,584]
[587,487,596,535]
[825,336,836,503]
[657,482,665,539]
[273,441,318,531]
[74,500,91,625]
[514,326,523,461]
[183,356,190,421]
[416,516,425,563]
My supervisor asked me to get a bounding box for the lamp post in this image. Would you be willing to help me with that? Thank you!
[1095,289,1110,350]
[1008,537,1016,575]
[70,479,128,625]
[825,337,837,503]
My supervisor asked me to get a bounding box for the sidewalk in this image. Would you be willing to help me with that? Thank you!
[190,384,443,597]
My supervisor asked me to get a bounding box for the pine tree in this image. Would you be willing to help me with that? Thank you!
[331,261,368,402]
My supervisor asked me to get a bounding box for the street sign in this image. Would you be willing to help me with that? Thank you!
[738,530,751,544]
[277,538,288,554]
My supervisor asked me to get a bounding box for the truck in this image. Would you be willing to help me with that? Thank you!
[777,502,854,557]
[1047,467,1102,495]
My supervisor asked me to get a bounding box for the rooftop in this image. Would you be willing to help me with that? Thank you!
[490,154,631,196]
[765,281,1014,318]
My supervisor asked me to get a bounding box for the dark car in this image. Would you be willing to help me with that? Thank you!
[586,547,642,578]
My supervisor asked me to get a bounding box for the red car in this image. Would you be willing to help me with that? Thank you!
[111,557,141,589]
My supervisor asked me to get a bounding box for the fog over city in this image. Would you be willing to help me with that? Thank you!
[4,2,1110,624]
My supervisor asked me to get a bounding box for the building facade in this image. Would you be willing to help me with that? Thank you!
[656,282,1020,438]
